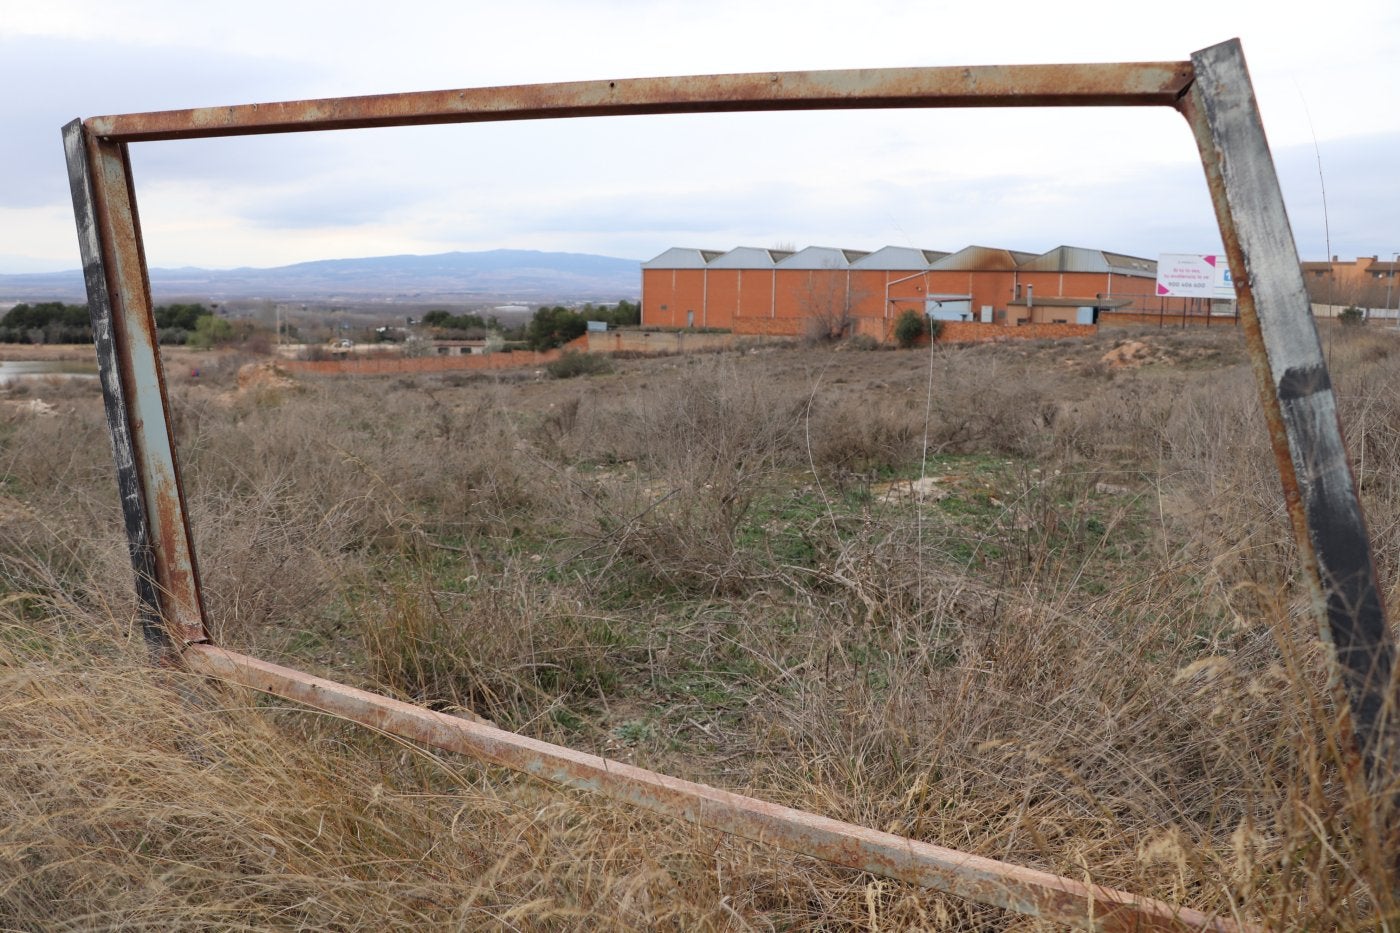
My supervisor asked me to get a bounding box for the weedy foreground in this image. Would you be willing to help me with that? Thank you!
[2,325,1397,930]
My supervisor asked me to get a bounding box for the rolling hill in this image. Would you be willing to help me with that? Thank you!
[0,249,642,304]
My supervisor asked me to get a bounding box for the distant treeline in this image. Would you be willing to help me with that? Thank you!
[420,300,641,350]
[525,300,640,350]
[0,302,92,344]
[0,301,221,345]
[419,309,494,333]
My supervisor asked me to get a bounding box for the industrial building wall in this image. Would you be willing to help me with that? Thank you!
[736,269,777,320]
[1016,271,1105,301]
[772,269,854,336]
[640,250,1215,338]
[642,268,708,328]
[647,265,1051,334]
[849,269,929,324]
[703,270,738,330]
[641,268,675,326]
[1014,270,1190,314]
[924,270,1017,320]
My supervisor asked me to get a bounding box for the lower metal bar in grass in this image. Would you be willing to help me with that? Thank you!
[184,643,1248,933]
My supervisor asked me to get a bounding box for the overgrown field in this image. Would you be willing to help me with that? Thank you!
[2,326,1398,929]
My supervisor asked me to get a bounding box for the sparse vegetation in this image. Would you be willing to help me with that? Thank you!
[525,302,640,350]
[0,301,228,345]
[420,308,493,335]
[0,323,1397,930]
[0,301,93,344]
[894,308,926,347]
[544,349,613,379]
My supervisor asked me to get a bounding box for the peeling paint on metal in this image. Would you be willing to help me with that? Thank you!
[184,645,1249,933]
[1179,39,1397,784]
[85,61,1194,142]
[65,126,208,646]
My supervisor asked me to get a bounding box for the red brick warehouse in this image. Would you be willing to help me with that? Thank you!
[641,243,1201,341]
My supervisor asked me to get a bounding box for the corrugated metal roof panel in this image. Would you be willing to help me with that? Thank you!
[641,247,722,269]
[931,245,1027,271]
[1014,246,1156,277]
[1018,245,1108,273]
[709,247,786,269]
[1099,250,1156,277]
[850,246,935,270]
[778,246,860,270]
[646,244,1158,275]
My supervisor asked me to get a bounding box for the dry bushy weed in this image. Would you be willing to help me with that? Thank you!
[2,325,1399,929]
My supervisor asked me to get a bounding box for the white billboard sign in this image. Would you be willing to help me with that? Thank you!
[1156,253,1235,300]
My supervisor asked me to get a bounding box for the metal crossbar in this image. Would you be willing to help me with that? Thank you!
[63,38,1391,930]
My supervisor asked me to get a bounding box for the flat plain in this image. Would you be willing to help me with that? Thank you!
[2,324,1396,930]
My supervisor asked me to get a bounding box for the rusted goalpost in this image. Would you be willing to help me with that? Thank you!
[63,39,1395,930]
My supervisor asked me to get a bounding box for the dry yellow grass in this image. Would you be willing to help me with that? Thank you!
[1,324,1397,929]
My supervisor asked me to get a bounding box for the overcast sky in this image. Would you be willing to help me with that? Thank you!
[2,0,1396,273]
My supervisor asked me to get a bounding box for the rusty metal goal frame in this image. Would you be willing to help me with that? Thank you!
[62,38,1394,931]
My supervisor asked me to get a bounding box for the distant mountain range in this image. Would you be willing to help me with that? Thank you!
[0,249,642,304]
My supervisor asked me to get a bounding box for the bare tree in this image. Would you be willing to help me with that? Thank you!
[799,265,867,342]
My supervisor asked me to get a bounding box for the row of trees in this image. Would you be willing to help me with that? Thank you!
[524,300,640,350]
[0,301,236,347]
[0,302,92,345]
[413,300,640,351]
[419,309,493,334]
[1,297,643,350]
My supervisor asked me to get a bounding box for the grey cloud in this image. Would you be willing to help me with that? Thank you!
[423,168,1219,261]
[1274,132,1400,260]
[229,175,437,231]
[0,35,319,209]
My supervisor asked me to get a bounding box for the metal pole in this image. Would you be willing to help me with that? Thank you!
[61,119,208,649]
[1179,40,1399,786]
[186,643,1246,933]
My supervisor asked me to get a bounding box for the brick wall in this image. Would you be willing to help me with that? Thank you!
[280,336,588,376]
[588,330,739,354]
[281,350,559,376]
[938,321,1097,343]
[731,317,804,337]
[1099,311,1239,329]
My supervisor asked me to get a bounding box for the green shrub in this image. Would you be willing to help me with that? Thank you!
[545,350,613,379]
[526,306,587,349]
[1339,306,1365,326]
[894,309,926,348]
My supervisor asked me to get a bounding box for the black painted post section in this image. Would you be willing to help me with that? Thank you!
[62,119,167,651]
[1184,41,1399,785]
